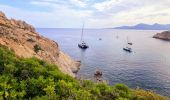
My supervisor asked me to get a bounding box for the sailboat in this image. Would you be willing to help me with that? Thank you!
[78,24,89,49]
[123,37,132,52]
[123,47,132,52]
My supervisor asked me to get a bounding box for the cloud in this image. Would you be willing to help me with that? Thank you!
[0,0,170,28]
[93,0,120,11]
[0,2,93,28]
[70,0,88,7]
[30,0,89,8]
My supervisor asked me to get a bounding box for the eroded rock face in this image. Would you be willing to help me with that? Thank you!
[0,11,6,18]
[153,31,170,41]
[0,11,80,77]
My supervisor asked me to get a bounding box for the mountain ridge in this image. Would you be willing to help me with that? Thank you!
[114,23,170,30]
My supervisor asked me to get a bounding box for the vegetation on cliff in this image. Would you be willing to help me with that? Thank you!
[0,11,80,77]
[0,45,168,100]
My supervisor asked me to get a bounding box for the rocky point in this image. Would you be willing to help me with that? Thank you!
[0,11,80,77]
[153,31,170,41]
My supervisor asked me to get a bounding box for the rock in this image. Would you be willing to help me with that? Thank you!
[153,31,170,41]
[0,11,6,18]
[0,11,80,77]
[10,19,36,33]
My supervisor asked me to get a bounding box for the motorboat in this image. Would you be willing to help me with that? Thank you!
[128,42,133,45]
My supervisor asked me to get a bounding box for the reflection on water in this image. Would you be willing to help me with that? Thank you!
[37,28,170,97]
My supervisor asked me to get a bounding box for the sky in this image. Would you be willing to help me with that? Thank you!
[0,0,170,28]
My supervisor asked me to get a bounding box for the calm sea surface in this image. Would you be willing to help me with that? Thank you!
[37,28,170,97]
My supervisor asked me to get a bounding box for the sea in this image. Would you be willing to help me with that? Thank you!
[37,28,170,97]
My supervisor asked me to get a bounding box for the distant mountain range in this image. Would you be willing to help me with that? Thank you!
[114,23,170,30]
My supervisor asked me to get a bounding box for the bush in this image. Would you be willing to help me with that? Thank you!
[34,44,42,53]
[0,45,169,100]
[134,89,168,100]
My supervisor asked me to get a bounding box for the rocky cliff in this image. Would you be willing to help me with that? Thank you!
[0,11,80,77]
[153,31,170,41]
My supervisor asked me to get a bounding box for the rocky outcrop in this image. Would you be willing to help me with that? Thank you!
[153,31,170,41]
[0,11,80,77]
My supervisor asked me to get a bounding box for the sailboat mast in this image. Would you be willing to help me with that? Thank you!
[80,23,84,42]
[127,36,129,43]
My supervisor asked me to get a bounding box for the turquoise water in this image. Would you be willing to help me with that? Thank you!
[37,28,170,97]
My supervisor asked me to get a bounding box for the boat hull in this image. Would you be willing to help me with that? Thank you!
[123,48,132,52]
[128,43,133,45]
[78,44,89,49]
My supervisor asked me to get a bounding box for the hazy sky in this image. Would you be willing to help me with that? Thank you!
[0,0,170,28]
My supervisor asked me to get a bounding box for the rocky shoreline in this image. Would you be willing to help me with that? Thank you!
[0,11,80,77]
[153,31,170,41]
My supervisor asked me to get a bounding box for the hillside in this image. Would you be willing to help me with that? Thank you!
[153,31,170,41]
[114,23,170,30]
[0,45,169,99]
[0,11,80,77]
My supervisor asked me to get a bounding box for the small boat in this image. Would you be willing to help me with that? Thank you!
[128,42,133,45]
[123,47,132,52]
[127,37,133,45]
[78,24,89,49]
[99,38,102,40]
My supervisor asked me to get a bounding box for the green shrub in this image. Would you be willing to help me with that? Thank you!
[34,44,42,53]
[134,89,168,100]
[0,45,169,100]
[114,84,132,98]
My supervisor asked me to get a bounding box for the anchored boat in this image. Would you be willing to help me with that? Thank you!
[123,47,132,52]
[78,24,89,49]
[127,36,133,45]
[123,36,132,52]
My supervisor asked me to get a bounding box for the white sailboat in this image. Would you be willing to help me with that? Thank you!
[78,24,89,49]
[123,37,132,52]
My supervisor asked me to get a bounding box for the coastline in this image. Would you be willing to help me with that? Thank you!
[153,31,170,41]
[0,11,80,77]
